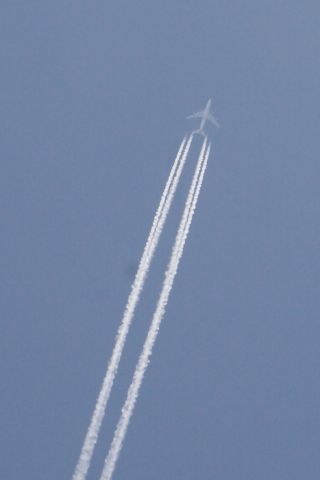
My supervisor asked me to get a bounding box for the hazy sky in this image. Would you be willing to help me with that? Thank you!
[1,2,320,479]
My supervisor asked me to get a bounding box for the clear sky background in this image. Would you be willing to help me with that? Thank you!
[1,2,319,479]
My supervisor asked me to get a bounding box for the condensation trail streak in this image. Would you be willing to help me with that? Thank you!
[73,134,193,480]
[100,138,211,480]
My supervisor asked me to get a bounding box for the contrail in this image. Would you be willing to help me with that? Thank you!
[99,137,211,480]
[73,134,193,480]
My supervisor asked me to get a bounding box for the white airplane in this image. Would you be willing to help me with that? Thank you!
[187,98,219,135]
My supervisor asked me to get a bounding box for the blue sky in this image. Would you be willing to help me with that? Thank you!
[1,2,320,479]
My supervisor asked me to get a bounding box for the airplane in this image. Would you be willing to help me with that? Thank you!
[187,98,219,135]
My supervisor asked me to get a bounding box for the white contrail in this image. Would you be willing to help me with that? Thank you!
[73,134,193,480]
[100,137,211,480]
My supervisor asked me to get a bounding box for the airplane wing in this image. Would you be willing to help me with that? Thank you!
[207,112,220,128]
[187,111,203,119]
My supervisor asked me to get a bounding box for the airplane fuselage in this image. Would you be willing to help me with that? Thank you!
[187,98,219,135]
